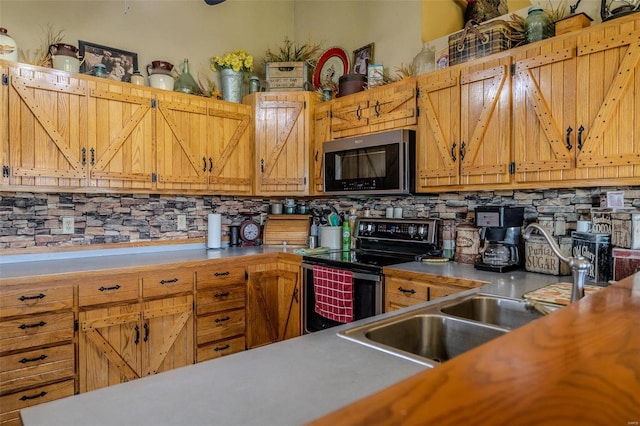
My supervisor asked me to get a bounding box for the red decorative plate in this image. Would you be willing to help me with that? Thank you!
[313,47,349,89]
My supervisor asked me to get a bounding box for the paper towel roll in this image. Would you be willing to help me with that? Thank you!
[207,213,221,249]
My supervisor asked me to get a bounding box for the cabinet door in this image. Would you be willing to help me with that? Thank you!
[142,295,193,376]
[367,78,417,133]
[330,92,370,138]
[155,93,209,191]
[87,79,155,189]
[7,64,87,187]
[416,68,461,189]
[207,101,253,194]
[575,23,640,179]
[312,101,331,195]
[78,303,142,393]
[252,92,311,195]
[246,262,300,349]
[459,57,512,185]
[512,39,578,182]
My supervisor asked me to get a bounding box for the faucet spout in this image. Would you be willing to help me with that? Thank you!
[523,223,591,303]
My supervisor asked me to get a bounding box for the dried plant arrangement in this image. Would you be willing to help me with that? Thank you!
[532,0,568,21]
[18,23,64,67]
[264,36,323,68]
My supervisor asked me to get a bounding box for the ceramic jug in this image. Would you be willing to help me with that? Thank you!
[49,43,81,73]
[0,28,18,62]
[146,60,174,76]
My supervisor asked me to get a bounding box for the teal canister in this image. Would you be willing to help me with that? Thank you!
[525,6,554,43]
[249,76,260,94]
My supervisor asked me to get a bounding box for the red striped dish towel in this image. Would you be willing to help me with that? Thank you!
[313,265,354,323]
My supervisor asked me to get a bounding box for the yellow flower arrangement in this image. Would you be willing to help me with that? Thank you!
[210,49,254,73]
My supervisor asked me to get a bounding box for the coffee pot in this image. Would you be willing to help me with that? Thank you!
[474,206,525,273]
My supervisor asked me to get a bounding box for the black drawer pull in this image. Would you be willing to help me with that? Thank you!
[19,321,46,329]
[99,285,121,292]
[214,344,230,352]
[160,278,178,285]
[214,271,230,277]
[215,316,231,323]
[20,391,47,401]
[18,293,46,301]
[214,291,230,298]
[398,287,416,295]
[20,354,48,364]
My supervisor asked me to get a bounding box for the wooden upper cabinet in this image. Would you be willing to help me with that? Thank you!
[0,62,7,188]
[330,78,417,139]
[6,63,88,187]
[574,19,640,179]
[206,101,253,195]
[247,92,313,196]
[312,101,331,195]
[87,79,155,189]
[416,57,511,191]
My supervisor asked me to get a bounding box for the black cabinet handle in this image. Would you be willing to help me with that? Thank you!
[214,291,230,298]
[18,321,46,329]
[215,316,230,323]
[214,271,230,277]
[356,105,362,120]
[202,157,207,172]
[398,287,416,295]
[20,354,47,364]
[134,324,140,345]
[99,285,121,292]
[18,293,46,301]
[81,148,86,166]
[314,151,318,162]
[374,101,380,117]
[160,278,178,285]
[90,148,95,166]
[451,142,457,162]
[261,159,264,173]
[460,141,466,161]
[214,344,230,352]
[143,323,149,342]
[566,126,573,151]
[20,391,47,401]
[577,125,584,151]
[209,157,213,173]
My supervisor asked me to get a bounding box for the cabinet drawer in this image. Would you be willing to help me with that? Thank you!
[385,291,428,311]
[78,273,139,307]
[196,309,245,345]
[0,344,74,394]
[0,379,74,424]
[0,312,74,353]
[429,285,467,301]
[0,286,73,319]
[196,336,245,363]
[196,284,245,315]
[386,279,430,300]
[195,265,245,290]
[142,269,193,298]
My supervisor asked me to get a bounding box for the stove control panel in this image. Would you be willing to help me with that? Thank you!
[355,218,438,245]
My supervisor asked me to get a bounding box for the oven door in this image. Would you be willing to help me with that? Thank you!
[302,263,383,333]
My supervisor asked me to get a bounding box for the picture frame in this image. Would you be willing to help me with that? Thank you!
[79,40,138,82]
[352,43,374,75]
[367,64,384,87]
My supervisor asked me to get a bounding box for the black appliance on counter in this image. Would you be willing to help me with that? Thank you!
[302,217,440,333]
[474,206,525,273]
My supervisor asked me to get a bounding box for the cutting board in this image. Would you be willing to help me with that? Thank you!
[523,282,603,306]
[263,214,311,246]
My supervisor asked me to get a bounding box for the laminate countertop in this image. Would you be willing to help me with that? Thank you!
[15,246,583,426]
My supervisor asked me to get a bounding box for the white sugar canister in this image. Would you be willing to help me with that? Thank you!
[0,28,18,62]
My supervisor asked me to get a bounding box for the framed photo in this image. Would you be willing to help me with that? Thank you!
[79,40,138,82]
[352,43,374,75]
[367,64,384,87]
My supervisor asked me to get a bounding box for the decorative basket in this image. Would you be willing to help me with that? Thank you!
[448,19,517,66]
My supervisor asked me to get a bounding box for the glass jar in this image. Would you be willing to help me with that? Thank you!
[525,6,554,43]
[412,43,435,75]
[249,76,260,94]
[174,59,200,95]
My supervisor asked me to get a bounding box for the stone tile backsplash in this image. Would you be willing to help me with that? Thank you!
[1,187,639,250]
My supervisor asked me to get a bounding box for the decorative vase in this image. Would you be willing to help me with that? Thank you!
[525,6,554,43]
[0,28,18,62]
[220,68,243,103]
[412,43,435,75]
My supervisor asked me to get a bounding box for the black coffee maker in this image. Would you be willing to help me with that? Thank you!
[474,206,525,272]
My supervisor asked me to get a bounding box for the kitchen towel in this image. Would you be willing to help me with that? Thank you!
[207,213,221,249]
[313,265,354,323]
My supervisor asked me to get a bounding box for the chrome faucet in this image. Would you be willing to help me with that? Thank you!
[523,223,591,303]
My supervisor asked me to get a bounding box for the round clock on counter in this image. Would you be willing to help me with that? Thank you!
[240,219,260,246]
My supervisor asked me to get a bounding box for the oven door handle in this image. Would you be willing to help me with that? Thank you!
[301,264,382,282]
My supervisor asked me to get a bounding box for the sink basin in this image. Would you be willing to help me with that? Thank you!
[339,312,507,366]
[440,294,556,329]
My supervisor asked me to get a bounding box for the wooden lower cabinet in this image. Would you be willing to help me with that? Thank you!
[78,294,193,393]
[0,379,75,426]
[383,268,485,312]
[246,260,301,349]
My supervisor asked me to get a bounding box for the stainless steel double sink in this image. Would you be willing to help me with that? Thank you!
[338,293,560,366]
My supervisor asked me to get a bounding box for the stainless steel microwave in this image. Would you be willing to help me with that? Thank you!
[323,129,415,195]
